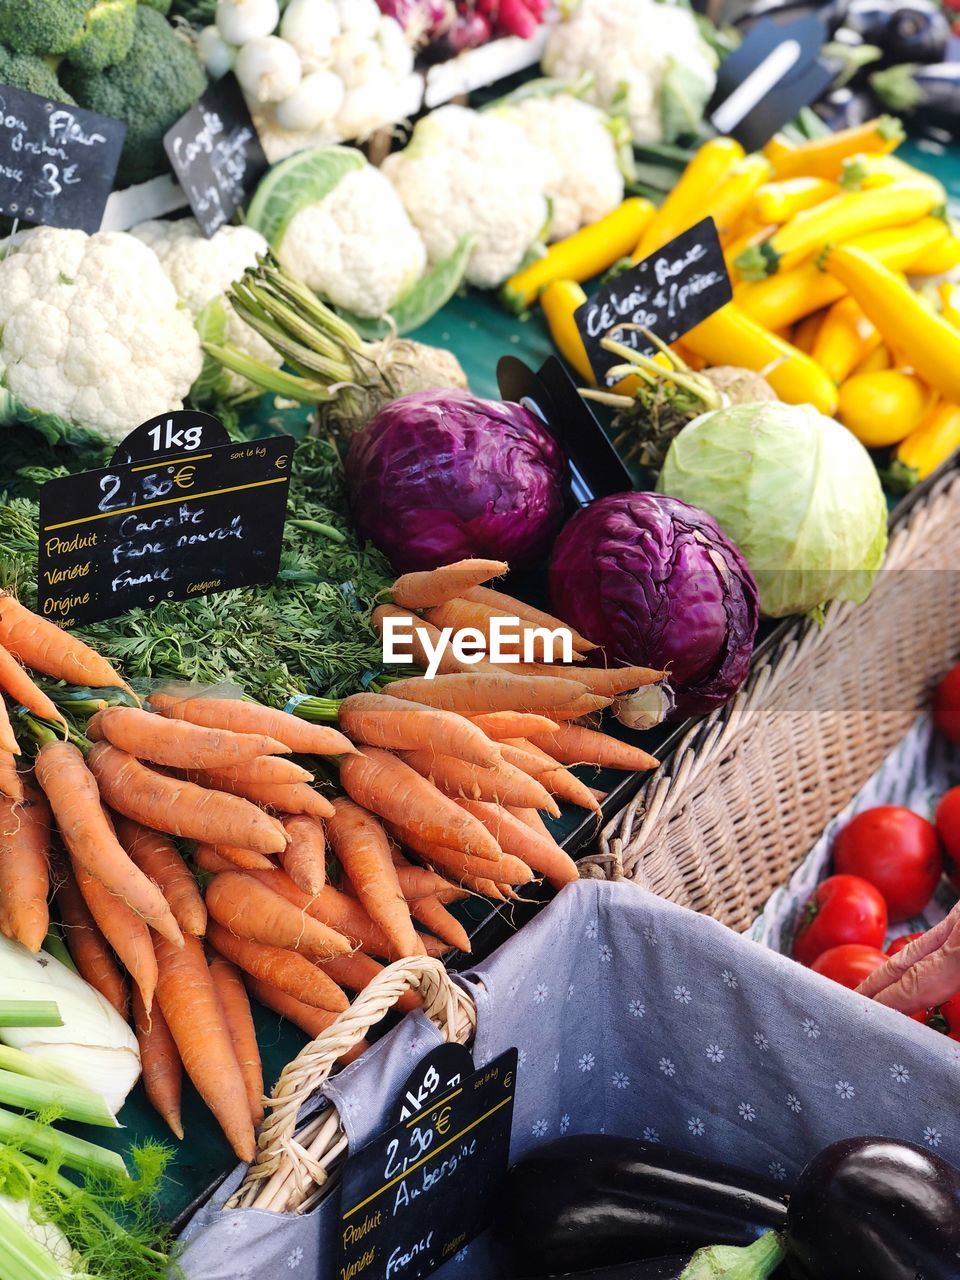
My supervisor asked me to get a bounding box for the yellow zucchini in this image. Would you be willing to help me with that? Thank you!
[839,152,944,202]
[792,309,827,354]
[501,198,656,314]
[811,297,881,385]
[824,244,960,405]
[753,176,837,224]
[540,280,595,384]
[736,181,942,279]
[768,115,904,180]
[891,400,960,486]
[851,343,891,375]
[682,302,838,415]
[909,232,960,275]
[633,137,745,260]
[837,369,930,447]
[709,154,774,239]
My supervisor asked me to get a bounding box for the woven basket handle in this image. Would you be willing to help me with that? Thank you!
[229,955,478,1208]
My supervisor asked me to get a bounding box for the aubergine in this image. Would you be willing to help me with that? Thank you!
[871,61,960,126]
[814,84,884,127]
[843,0,949,61]
[517,1261,692,1280]
[491,1135,787,1277]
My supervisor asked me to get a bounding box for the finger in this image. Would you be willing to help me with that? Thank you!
[856,905,960,999]
[871,941,960,1012]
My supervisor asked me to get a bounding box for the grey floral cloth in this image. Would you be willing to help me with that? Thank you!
[177,879,960,1279]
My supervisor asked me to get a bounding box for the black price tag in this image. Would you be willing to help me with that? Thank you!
[164,73,268,238]
[575,218,732,386]
[338,1049,518,1280]
[36,410,293,629]
[708,16,835,151]
[391,1044,476,1125]
[0,84,124,232]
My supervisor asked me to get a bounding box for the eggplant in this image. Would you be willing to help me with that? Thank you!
[491,1136,788,1278]
[843,0,950,61]
[813,84,884,127]
[516,1261,692,1280]
[871,61,960,126]
[733,0,849,34]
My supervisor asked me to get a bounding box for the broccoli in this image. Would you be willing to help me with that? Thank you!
[0,0,89,56]
[0,45,76,103]
[64,0,137,72]
[60,7,208,187]
[139,0,174,12]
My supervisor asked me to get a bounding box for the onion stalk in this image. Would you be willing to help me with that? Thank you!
[204,254,468,437]
[0,1004,61,1029]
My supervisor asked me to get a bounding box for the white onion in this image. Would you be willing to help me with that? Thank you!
[377,15,414,77]
[235,35,303,104]
[279,0,340,71]
[274,70,346,130]
[197,25,236,79]
[332,30,383,89]
[215,0,279,45]
[334,0,380,39]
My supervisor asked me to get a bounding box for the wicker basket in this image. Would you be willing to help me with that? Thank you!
[583,463,960,931]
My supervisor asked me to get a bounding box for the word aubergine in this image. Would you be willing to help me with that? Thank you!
[381,615,575,678]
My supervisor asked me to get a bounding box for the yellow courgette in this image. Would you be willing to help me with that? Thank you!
[792,309,827,354]
[768,115,904,180]
[837,369,930,447]
[891,400,960,486]
[736,181,942,280]
[811,297,881,385]
[851,343,891,375]
[753,176,837,224]
[908,232,960,275]
[501,198,656,314]
[839,152,944,202]
[939,282,960,329]
[824,244,960,404]
[540,280,595,384]
[709,154,774,239]
[633,137,745,261]
[734,216,949,330]
[682,302,838,415]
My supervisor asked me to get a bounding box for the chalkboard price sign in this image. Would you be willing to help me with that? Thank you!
[575,217,732,386]
[37,411,293,629]
[0,84,125,232]
[338,1049,517,1280]
[164,74,268,237]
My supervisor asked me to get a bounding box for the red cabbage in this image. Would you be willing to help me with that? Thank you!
[346,389,568,574]
[548,492,760,718]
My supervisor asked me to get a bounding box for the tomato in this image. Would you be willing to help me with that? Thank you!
[833,805,943,921]
[811,944,889,989]
[934,665,960,744]
[793,875,888,966]
[886,931,924,958]
[919,994,960,1040]
[935,788,960,893]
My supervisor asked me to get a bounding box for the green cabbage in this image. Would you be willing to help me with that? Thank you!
[658,401,888,619]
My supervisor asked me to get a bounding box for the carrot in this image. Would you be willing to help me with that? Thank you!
[319,954,422,1014]
[505,662,665,696]
[205,871,353,960]
[327,798,421,960]
[55,868,129,1018]
[86,743,287,856]
[186,770,335,821]
[496,740,556,777]
[155,932,255,1162]
[0,787,49,951]
[0,697,19,756]
[340,748,503,862]
[394,830,534,886]
[0,751,23,802]
[408,896,471,953]
[0,595,128,690]
[456,800,579,889]
[245,977,366,1063]
[383,672,591,717]
[526,725,661,772]
[87,706,290,770]
[151,694,355,756]
[203,758,313,786]
[73,859,159,1013]
[391,559,508,609]
[373,604,495,677]
[470,711,561,740]
[460,586,597,652]
[37,742,183,945]
[394,864,460,900]
[116,819,207,938]
[551,694,613,719]
[338,692,502,769]
[194,843,276,873]
[279,815,326,895]
[0,645,65,725]
[209,957,264,1127]
[427,598,588,666]
[132,986,182,1140]
[208,921,347,1013]
[502,740,602,813]
[398,749,560,816]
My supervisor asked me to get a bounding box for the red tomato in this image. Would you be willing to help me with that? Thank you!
[793,875,888,967]
[934,665,960,744]
[811,944,889,989]
[886,931,924,957]
[833,806,943,921]
[935,788,960,893]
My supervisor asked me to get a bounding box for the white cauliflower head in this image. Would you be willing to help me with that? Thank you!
[493,93,625,242]
[131,218,282,396]
[542,0,718,146]
[276,163,427,317]
[382,104,550,289]
[0,229,202,441]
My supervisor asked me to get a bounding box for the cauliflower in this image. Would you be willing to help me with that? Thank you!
[542,0,718,146]
[131,219,283,396]
[492,92,624,242]
[0,228,202,441]
[382,105,550,289]
[276,163,427,318]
